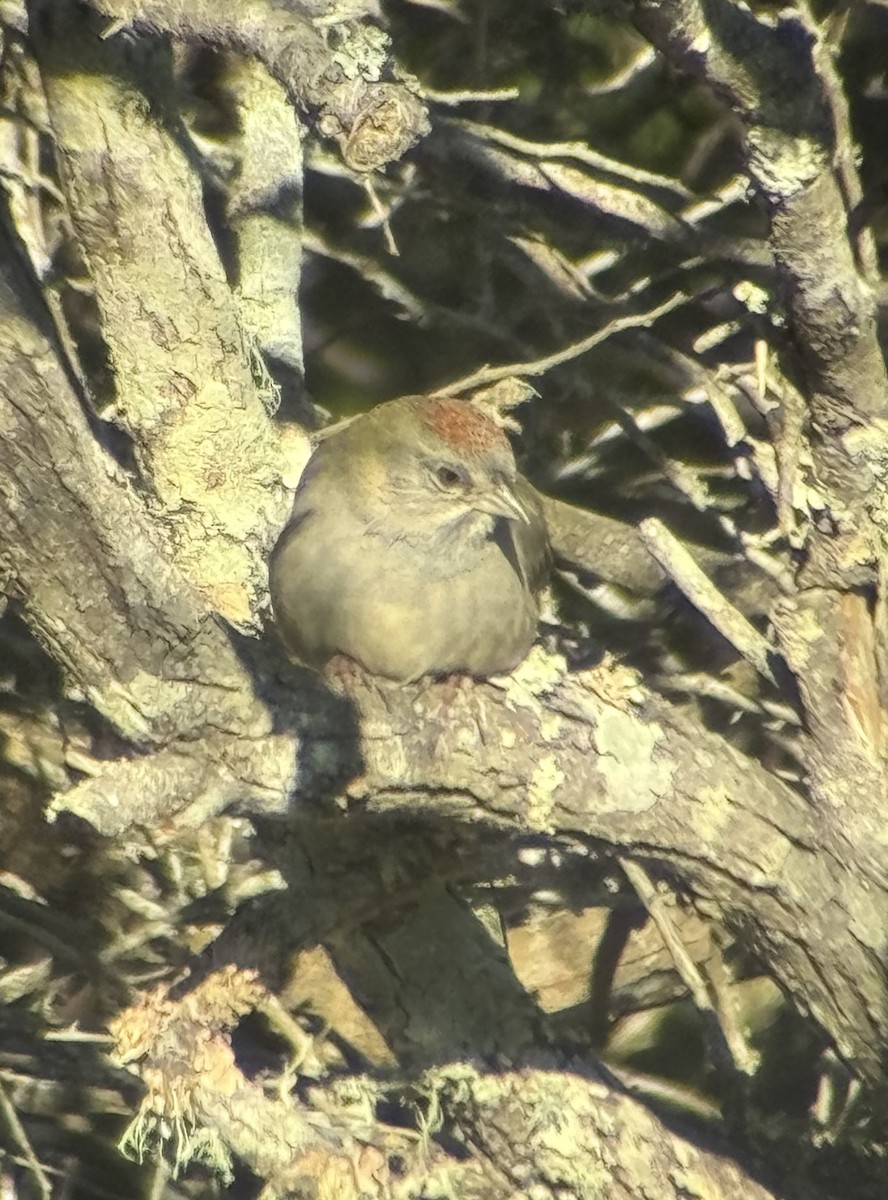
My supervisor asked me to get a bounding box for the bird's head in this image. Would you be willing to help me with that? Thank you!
[351,395,529,543]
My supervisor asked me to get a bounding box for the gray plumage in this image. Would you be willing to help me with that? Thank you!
[269,395,549,682]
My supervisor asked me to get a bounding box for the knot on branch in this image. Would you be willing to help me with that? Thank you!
[335,83,430,173]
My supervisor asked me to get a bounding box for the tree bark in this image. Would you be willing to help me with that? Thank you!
[3,0,888,1196]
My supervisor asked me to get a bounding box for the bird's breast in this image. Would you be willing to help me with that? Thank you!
[270,509,539,681]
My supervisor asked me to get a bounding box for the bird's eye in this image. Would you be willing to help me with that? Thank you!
[434,464,467,488]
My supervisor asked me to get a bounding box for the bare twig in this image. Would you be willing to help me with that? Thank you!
[0,1076,52,1200]
[426,87,519,104]
[434,292,688,394]
[619,858,757,1079]
[448,118,694,200]
[638,518,782,686]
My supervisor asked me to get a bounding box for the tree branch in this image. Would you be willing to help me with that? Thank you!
[30,0,290,624]
[82,0,430,172]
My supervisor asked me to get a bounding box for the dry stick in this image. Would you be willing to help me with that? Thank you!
[362,178,399,258]
[619,858,756,1079]
[435,291,687,394]
[587,45,658,97]
[680,174,747,225]
[425,88,520,104]
[591,385,794,593]
[649,670,800,727]
[449,118,694,199]
[302,230,427,321]
[303,226,537,352]
[0,1076,53,1200]
[619,858,715,1018]
[44,1029,114,1042]
[638,517,781,686]
[666,362,798,578]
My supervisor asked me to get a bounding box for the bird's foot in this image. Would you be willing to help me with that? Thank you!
[322,653,372,695]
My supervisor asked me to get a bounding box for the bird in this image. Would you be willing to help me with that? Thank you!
[269,394,549,682]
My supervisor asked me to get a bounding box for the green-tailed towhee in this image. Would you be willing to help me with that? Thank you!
[269,395,549,681]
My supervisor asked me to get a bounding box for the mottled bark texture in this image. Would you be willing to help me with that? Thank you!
[83,0,430,173]
[3,0,888,1196]
[629,0,888,721]
[29,0,292,624]
[630,0,888,1069]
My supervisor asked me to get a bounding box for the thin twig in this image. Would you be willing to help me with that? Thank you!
[434,292,687,394]
[363,178,399,258]
[0,1076,52,1200]
[651,670,800,725]
[638,518,782,686]
[619,858,755,1080]
[426,87,519,104]
[448,118,694,199]
[619,859,714,1016]
[44,1029,115,1043]
[585,46,658,96]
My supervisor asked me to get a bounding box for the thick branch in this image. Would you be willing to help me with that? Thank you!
[0,232,266,747]
[631,0,888,434]
[540,494,665,596]
[30,0,289,624]
[49,631,888,1091]
[437,1064,781,1200]
[224,59,305,381]
[287,653,885,1089]
[630,0,888,931]
[83,0,429,172]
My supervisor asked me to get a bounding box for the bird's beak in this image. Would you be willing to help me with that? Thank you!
[472,483,530,524]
